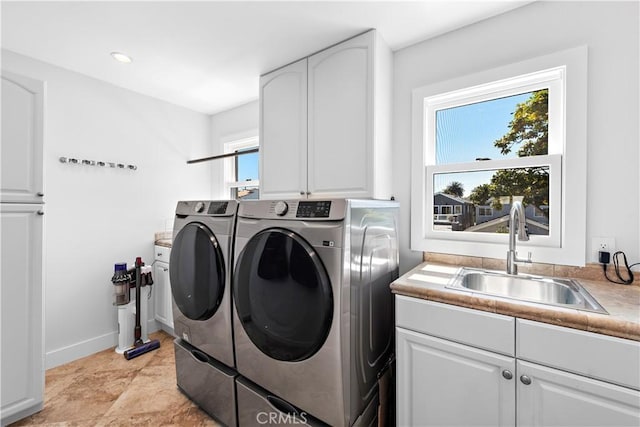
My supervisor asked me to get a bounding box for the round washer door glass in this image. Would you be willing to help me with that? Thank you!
[170,222,225,321]
[234,228,333,362]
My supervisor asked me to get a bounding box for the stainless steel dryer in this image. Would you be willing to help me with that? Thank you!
[233,199,399,427]
[170,200,238,426]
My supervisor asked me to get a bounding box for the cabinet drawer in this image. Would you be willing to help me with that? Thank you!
[517,319,640,390]
[154,245,171,262]
[395,295,515,356]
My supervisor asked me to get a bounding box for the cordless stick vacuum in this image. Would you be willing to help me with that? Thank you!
[124,257,160,360]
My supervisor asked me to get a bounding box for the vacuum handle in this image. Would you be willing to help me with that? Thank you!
[133,257,143,345]
[267,395,300,417]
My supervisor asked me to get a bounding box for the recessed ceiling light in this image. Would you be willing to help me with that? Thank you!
[111,52,132,63]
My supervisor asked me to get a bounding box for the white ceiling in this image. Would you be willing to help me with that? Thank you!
[1,1,533,115]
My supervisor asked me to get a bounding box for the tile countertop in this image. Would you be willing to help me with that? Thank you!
[154,231,172,248]
[391,262,640,342]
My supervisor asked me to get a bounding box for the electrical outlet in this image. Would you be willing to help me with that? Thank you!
[592,237,615,262]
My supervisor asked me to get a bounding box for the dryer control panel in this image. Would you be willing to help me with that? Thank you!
[238,199,347,220]
[296,201,331,218]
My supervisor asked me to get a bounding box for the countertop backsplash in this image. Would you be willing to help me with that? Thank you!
[423,252,640,286]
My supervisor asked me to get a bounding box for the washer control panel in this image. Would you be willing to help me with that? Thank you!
[296,201,332,218]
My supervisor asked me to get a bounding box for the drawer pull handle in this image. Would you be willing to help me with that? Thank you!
[191,349,209,364]
[267,394,300,417]
[520,375,532,385]
[502,370,513,380]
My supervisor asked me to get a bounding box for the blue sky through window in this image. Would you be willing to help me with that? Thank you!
[434,92,532,196]
[237,150,259,183]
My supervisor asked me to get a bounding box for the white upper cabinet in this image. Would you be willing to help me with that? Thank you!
[259,59,308,200]
[1,71,45,203]
[259,30,392,200]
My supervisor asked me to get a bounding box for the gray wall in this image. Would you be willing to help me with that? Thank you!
[392,1,639,274]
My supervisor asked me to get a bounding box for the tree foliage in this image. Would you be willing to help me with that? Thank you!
[470,89,550,217]
[443,181,464,198]
[469,183,492,206]
[494,89,548,157]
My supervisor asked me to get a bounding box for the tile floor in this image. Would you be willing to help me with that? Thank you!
[11,331,220,426]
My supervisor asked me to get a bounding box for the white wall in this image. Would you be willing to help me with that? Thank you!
[2,50,213,368]
[393,1,639,274]
[209,100,259,199]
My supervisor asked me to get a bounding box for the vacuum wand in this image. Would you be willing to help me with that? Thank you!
[123,257,160,360]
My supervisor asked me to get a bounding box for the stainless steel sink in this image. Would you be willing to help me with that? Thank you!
[446,268,608,314]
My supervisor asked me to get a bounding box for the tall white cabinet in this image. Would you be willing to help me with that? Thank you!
[259,30,392,200]
[1,71,45,425]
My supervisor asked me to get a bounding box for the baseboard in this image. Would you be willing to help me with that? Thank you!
[45,331,117,370]
[46,318,162,369]
[1,399,43,427]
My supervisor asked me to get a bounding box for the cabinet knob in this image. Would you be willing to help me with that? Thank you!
[37,192,44,197]
[157,253,162,257]
[300,191,305,195]
[520,375,532,385]
[306,191,311,195]
[502,370,513,380]
[163,268,168,272]
[37,210,45,216]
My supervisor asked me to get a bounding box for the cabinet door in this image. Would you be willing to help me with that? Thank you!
[1,71,44,203]
[259,59,308,200]
[517,360,640,427]
[307,31,373,199]
[396,327,515,427]
[1,204,44,424]
[153,261,173,328]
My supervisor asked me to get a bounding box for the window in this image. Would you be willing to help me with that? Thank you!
[411,47,587,266]
[454,205,462,215]
[224,136,259,200]
[440,205,453,215]
[478,207,493,217]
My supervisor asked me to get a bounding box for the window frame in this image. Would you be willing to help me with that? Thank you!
[224,135,259,200]
[410,46,588,266]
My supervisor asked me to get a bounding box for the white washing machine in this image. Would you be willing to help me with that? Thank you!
[170,200,238,426]
[232,199,399,427]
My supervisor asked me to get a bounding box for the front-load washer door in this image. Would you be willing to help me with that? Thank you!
[234,228,333,362]
[170,222,225,321]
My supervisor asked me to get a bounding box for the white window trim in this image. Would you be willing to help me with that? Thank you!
[224,135,259,198]
[454,205,462,215]
[411,46,588,266]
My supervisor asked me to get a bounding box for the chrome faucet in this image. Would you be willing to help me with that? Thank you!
[506,201,532,275]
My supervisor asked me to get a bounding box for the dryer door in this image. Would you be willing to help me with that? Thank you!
[234,228,333,362]
[170,222,225,320]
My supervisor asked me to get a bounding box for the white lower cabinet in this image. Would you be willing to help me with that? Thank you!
[395,295,640,427]
[397,327,515,427]
[517,360,640,427]
[153,246,173,331]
